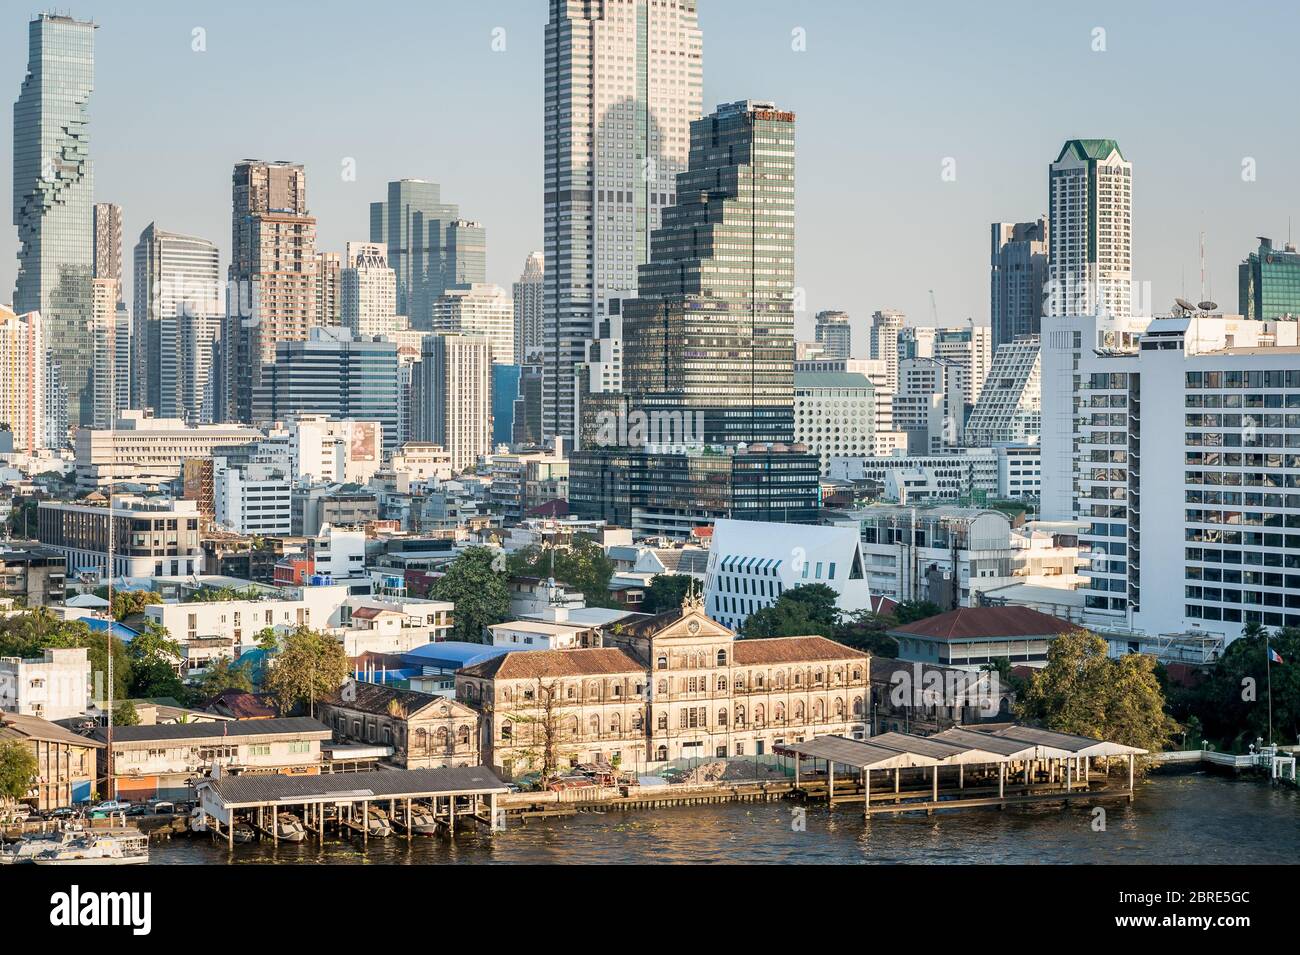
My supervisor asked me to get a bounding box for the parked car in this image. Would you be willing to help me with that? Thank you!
[126,803,150,817]
[45,807,79,820]
[90,799,129,813]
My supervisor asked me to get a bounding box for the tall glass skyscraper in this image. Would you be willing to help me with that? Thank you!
[13,14,96,431]
[542,0,703,442]
[1238,236,1300,320]
[369,179,484,331]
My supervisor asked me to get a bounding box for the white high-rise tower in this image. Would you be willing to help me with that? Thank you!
[1046,140,1132,320]
[542,0,703,441]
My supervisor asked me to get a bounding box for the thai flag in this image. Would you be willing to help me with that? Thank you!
[1268,646,1284,665]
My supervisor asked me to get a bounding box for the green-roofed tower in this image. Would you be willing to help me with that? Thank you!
[1047,139,1132,319]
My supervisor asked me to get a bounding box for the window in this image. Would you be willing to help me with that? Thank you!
[656,655,668,670]
[716,649,727,666]
[501,720,513,741]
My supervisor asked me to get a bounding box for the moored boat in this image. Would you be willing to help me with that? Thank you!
[28,830,149,865]
[275,812,307,842]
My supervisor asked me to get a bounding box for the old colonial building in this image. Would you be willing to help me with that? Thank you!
[457,597,870,778]
[0,712,101,810]
[317,681,480,769]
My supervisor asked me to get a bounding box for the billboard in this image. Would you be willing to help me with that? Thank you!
[349,421,378,462]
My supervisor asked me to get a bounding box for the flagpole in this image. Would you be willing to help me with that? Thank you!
[1266,641,1274,746]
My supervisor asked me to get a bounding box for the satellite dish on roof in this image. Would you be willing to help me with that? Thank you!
[1175,297,1197,313]
[1198,300,1217,311]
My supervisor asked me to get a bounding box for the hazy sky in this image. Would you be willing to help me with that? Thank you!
[3,0,1298,353]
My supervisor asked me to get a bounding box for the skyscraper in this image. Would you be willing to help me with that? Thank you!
[991,217,1048,348]
[414,332,492,473]
[433,284,514,366]
[369,180,484,330]
[133,224,222,422]
[0,305,46,452]
[542,0,703,441]
[963,336,1042,447]
[869,308,906,392]
[814,310,852,360]
[93,202,123,300]
[89,277,122,428]
[571,100,820,535]
[93,202,129,418]
[340,241,400,339]
[1238,236,1300,320]
[1046,140,1131,319]
[13,14,96,428]
[512,251,544,364]
[224,160,317,423]
[315,251,342,327]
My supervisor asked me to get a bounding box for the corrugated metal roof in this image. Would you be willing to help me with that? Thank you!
[201,765,508,806]
[93,716,331,745]
[775,735,939,769]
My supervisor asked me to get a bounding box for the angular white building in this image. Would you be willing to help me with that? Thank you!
[965,335,1041,447]
[704,518,874,632]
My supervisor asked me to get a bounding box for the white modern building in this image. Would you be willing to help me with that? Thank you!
[1046,140,1132,320]
[0,305,46,452]
[0,647,91,721]
[432,283,514,366]
[542,0,702,440]
[340,241,401,340]
[284,414,383,485]
[37,496,204,580]
[512,251,544,364]
[829,445,1039,504]
[390,442,454,485]
[415,332,492,473]
[704,518,874,632]
[73,410,262,490]
[794,370,876,472]
[869,308,906,392]
[813,310,851,360]
[1041,308,1300,642]
[965,335,1041,447]
[894,357,966,453]
[214,460,293,536]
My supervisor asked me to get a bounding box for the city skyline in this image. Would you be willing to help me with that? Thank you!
[5,1,1300,350]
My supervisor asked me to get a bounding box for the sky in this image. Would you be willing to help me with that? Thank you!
[3,0,1299,354]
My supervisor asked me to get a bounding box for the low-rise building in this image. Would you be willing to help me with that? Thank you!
[0,647,91,721]
[888,605,1077,671]
[37,495,204,581]
[0,545,66,607]
[0,712,102,810]
[73,410,263,491]
[91,716,333,801]
[316,681,480,769]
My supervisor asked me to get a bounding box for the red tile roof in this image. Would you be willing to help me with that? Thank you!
[459,647,644,680]
[733,636,867,665]
[890,606,1076,641]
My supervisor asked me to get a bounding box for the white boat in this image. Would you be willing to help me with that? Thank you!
[364,806,393,837]
[275,812,307,842]
[406,806,439,835]
[29,830,149,865]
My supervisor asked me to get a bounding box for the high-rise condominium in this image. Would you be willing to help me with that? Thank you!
[814,311,852,360]
[512,251,544,364]
[89,277,122,428]
[341,241,400,339]
[93,203,123,301]
[433,284,514,366]
[542,0,703,441]
[315,251,342,327]
[0,306,46,452]
[414,332,492,473]
[370,180,484,330]
[93,202,129,417]
[1238,236,1300,320]
[13,14,96,429]
[869,309,906,392]
[133,224,223,422]
[1046,140,1131,320]
[990,217,1048,348]
[224,160,317,423]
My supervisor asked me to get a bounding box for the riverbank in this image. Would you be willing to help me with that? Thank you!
[146,770,1299,864]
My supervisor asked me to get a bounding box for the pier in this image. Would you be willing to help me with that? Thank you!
[194,766,510,848]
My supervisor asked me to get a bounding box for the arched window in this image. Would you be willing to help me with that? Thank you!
[735,705,746,726]
[656,745,668,761]
[500,687,511,702]
[834,698,846,719]
[565,716,579,739]
[833,668,844,685]
[774,702,786,723]
[852,696,864,717]
[775,671,785,688]
[436,726,449,751]
[794,701,805,723]
[716,649,727,667]
[657,713,668,730]
[567,685,576,699]
[414,728,428,753]
[754,704,766,725]
[794,672,802,686]
[609,713,621,734]
[657,679,668,695]
[589,715,601,737]
[814,669,824,685]
[656,655,668,670]
[501,720,513,740]
[756,673,765,689]
[718,708,728,727]
[632,709,643,730]
[717,676,727,692]
[851,667,863,682]
[457,724,471,747]
[814,699,825,721]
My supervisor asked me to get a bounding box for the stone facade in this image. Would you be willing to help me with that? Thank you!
[317,682,479,769]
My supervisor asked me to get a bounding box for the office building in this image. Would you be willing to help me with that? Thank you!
[0,306,47,452]
[794,371,876,472]
[214,459,293,536]
[73,410,263,490]
[340,241,400,340]
[253,326,401,452]
[512,251,544,364]
[13,14,96,427]
[89,277,122,428]
[814,310,852,360]
[991,218,1048,348]
[1238,236,1300,320]
[370,179,484,329]
[37,495,204,579]
[133,224,223,421]
[542,0,703,440]
[869,309,906,392]
[1046,140,1132,319]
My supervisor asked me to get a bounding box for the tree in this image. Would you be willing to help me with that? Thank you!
[0,610,131,702]
[893,600,943,625]
[112,700,140,726]
[263,626,348,716]
[833,608,899,656]
[254,626,279,652]
[1017,629,1176,757]
[506,679,575,785]
[509,538,618,609]
[195,658,254,698]
[741,584,840,638]
[0,740,39,814]
[432,547,510,642]
[1178,627,1300,750]
[640,574,696,614]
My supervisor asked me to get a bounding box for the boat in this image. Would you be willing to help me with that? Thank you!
[0,830,76,864]
[29,830,149,865]
[275,812,307,842]
[364,806,394,837]
[406,805,439,835]
[231,822,257,845]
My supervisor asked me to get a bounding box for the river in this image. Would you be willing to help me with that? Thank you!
[150,771,1299,864]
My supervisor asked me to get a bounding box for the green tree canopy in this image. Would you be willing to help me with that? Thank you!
[741,584,840,638]
[508,538,617,609]
[893,600,943,625]
[0,610,131,702]
[112,699,140,726]
[640,574,696,614]
[432,546,511,642]
[1017,629,1176,755]
[263,626,349,716]
[195,658,255,698]
[0,740,39,805]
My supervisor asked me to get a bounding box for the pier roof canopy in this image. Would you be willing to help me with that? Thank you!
[198,765,510,808]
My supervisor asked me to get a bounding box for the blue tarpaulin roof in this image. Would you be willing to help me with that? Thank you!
[401,641,511,671]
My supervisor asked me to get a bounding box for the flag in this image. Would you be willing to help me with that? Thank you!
[1267,646,1284,665]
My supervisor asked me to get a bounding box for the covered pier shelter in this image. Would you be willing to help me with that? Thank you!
[196,765,510,847]
[775,724,1146,816]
